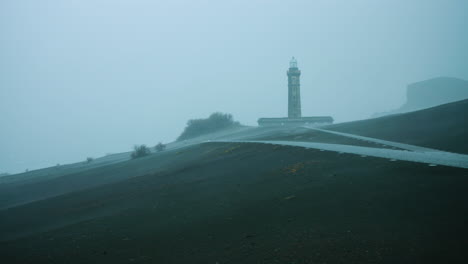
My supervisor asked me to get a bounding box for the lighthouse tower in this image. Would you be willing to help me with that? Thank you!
[257,57,333,126]
[287,57,302,119]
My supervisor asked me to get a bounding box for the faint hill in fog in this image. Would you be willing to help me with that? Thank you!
[374,77,468,117]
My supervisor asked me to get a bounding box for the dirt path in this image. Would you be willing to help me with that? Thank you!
[216,140,468,169]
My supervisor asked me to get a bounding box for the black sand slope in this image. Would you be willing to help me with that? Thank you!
[0,125,403,210]
[0,147,208,210]
[327,99,468,153]
[1,143,468,264]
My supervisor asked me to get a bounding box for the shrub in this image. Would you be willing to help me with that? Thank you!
[86,157,94,163]
[177,112,240,141]
[131,144,151,159]
[155,142,166,152]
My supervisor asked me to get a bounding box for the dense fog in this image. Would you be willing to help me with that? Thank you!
[1,0,467,173]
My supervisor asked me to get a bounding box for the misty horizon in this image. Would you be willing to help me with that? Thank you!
[2,0,468,173]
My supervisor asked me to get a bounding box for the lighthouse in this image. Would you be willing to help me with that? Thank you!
[287,57,302,119]
[257,57,333,126]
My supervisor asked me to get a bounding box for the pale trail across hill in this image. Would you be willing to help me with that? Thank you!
[213,126,468,169]
[69,126,468,171]
[304,126,440,152]
[214,140,468,169]
[161,126,468,169]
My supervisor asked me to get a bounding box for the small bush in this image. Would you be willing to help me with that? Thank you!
[131,144,151,159]
[155,142,166,152]
[177,112,240,141]
[86,157,94,163]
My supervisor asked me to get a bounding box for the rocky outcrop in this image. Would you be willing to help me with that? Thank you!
[374,77,468,117]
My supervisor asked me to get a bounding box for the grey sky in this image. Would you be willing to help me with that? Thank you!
[1,0,467,173]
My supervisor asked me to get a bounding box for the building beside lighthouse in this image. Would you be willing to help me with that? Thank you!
[258,57,333,126]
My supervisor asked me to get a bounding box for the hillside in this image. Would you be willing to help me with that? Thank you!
[328,99,468,154]
[0,125,400,210]
[1,143,468,263]
[1,101,468,263]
